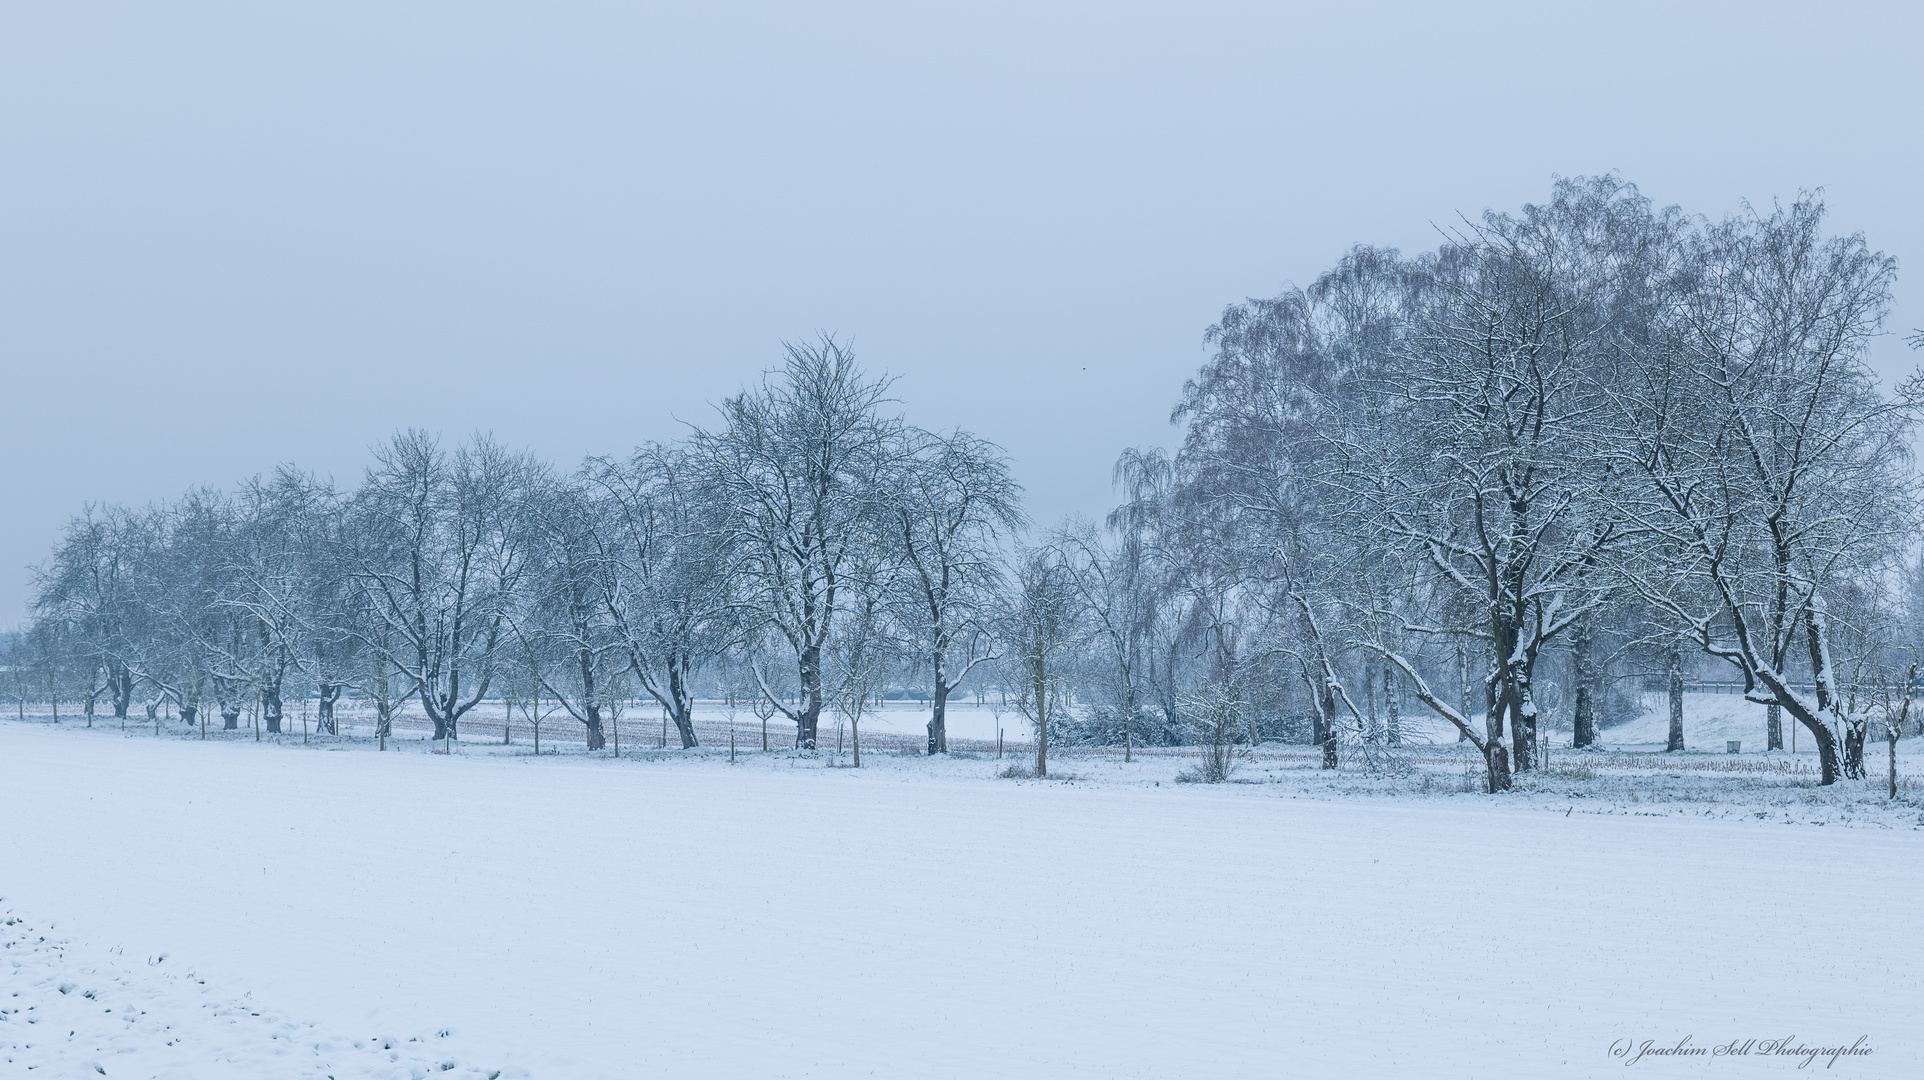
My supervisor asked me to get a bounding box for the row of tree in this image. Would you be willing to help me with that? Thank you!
[1139,176,1923,789]
[17,177,1924,789]
[19,339,1036,757]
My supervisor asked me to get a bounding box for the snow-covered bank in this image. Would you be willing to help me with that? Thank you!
[3,720,1920,1077]
[1603,691,1828,750]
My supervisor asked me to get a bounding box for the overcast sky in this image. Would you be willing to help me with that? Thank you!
[2,1,1918,627]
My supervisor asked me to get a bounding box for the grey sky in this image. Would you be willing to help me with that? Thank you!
[2,1,1918,627]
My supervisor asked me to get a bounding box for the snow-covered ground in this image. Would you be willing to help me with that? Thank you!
[1602,691,1813,750]
[3,717,1920,1077]
[1379,689,1893,756]
[0,906,493,1079]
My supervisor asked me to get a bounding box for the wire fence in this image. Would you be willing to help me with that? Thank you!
[0,698,1033,757]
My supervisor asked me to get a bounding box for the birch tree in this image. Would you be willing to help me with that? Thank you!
[1609,194,1916,785]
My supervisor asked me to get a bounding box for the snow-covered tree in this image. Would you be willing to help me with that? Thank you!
[346,431,538,742]
[582,444,737,748]
[1607,194,1916,785]
[886,427,1023,754]
[694,338,899,750]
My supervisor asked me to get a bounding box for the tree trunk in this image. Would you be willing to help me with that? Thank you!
[426,698,461,742]
[1842,722,1866,780]
[1571,620,1595,749]
[1510,680,1538,773]
[1456,641,1471,743]
[926,645,950,755]
[110,665,134,720]
[1766,703,1783,752]
[262,683,284,735]
[582,703,606,751]
[1794,712,1841,784]
[1318,678,1338,770]
[927,683,949,756]
[1486,674,1504,743]
[1495,606,1533,772]
[1666,643,1685,752]
[1364,662,1380,744]
[316,682,341,736]
[1033,667,1049,779]
[796,644,823,750]
[1384,665,1401,747]
[1801,611,1846,780]
[222,704,241,730]
[1485,741,1512,792]
[1518,696,1541,771]
[668,663,699,748]
[1890,728,1899,799]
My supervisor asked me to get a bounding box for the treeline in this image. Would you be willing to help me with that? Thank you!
[17,340,1031,758]
[15,176,1924,790]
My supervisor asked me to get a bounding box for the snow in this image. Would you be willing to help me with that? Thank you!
[1602,691,1795,750]
[1375,690,1855,755]
[0,909,495,1079]
[3,718,1921,1078]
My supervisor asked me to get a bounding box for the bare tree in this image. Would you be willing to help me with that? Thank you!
[886,427,1023,754]
[585,445,736,749]
[828,593,896,767]
[1002,540,1081,778]
[347,431,536,742]
[1609,194,1915,785]
[220,468,345,735]
[1349,181,1651,778]
[31,506,143,723]
[515,475,627,750]
[1874,657,1915,799]
[694,337,898,750]
[128,491,236,733]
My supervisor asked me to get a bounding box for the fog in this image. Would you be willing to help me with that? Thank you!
[3,0,1917,627]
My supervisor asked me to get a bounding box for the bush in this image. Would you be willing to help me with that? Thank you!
[1179,687,1245,783]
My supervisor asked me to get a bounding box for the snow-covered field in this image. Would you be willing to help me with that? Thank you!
[3,716,1920,1078]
